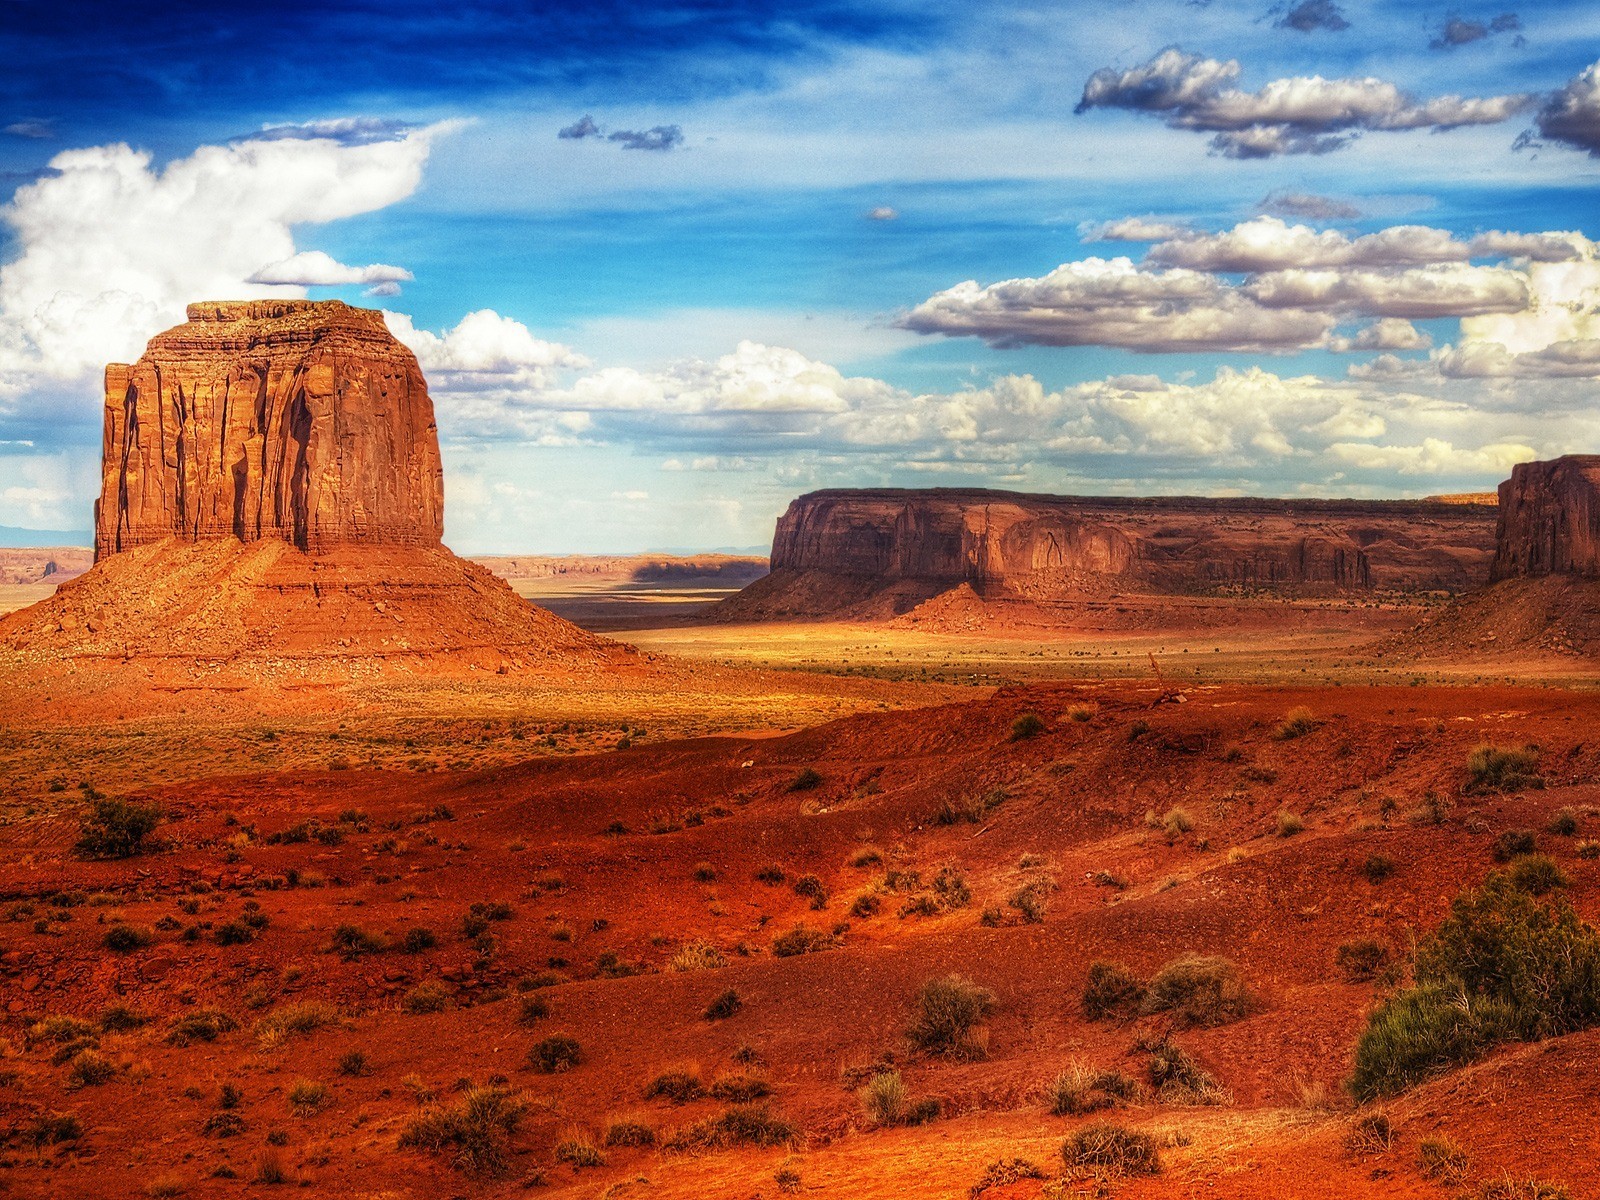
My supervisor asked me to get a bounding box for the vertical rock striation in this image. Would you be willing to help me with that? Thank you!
[95,300,443,560]
[1491,455,1600,580]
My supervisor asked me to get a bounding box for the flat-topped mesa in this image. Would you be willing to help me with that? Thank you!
[94,300,443,560]
[1492,456,1600,581]
[732,487,1502,618]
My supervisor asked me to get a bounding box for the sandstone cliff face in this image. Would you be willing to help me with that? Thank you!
[729,488,1500,618]
[95,300,443,560]
[1491,456,1600,581]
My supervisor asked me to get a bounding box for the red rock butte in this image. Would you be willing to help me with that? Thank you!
[1492,455,1600,580]
[96,299,443,560]
[2,300,626,679]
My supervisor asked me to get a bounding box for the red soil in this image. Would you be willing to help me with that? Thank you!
[4,679,1598,1197]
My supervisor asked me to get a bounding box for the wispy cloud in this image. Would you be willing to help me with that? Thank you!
[557,116,685,150]
[1429,13,1522,50]
[1076,48,1535,157]
[1275,1,1350,33]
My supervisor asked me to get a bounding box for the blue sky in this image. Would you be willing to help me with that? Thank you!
[1,0,1598,552]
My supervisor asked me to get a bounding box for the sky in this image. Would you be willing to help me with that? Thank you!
[1,0,1598,553]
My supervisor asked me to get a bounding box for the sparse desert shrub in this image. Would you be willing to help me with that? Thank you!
[857,1069,940,1126]
[31,1014,95,1044]
[1508,853,1568,895]
[906,975,995,1059]
[1363,854,1395,883]
[1418,1136,1470,1185]
[553,1129,605,1168]
[399,1085,526,1177]
[849,892,881,919]
[771,925,832,957]
[787,768,823,792]
[645,1065,705,1103]
[28,1111,82,1147]
[330,924,387,958]
[529,1034,582,1074]
[144,1173,186,1197]
[1275,811,1305,837]
[337,1051,368,1077]
[288,1078,328,1116]
[1162,808,1194,838]
[253,1149,290,1185]
[401,927,437,954]
[167,1008,237,1046]
[401,982,451,1014]
[709,1070,770,1102]
[669,939,729,972]
[254,1001,340,1046]
[1466,746,1541,794]
[1082,961,1145,1021]
[665,1103,799,1152]
[1067,705,1096,723]
[755,863,786,885]
[1009,877,1053,924]
[65,1049,115,1089]
[604,1116,656,1147]
[970,1158,1044,1197]
[103,923,154,953]
[793,874,828,909]
[517,995,550,1025]
[849,846,883,868]
[931,864,972,909]
[775,1161,803,1193]
[703,989,743,1021]
[1493,829,1539,862]
[1548,808,1580,837]
[1010,712,1046,741]
[1350,984,1518,1101]
[1049,1062,1139,1115]
[195,1112,238,1143]
[1145,1039,1228,1105]
[1142,955,1250,1027]
[75,796,162,859]
[1335,939,1392,983]
[1061,1121,1161,1175]
[1478,1178,1571,1200]
[1345,1110,1393,1154]
[692,861,717,883]
[100,1005,147,1033]
[1274,706,1317,741]
[1578,840,1600,860]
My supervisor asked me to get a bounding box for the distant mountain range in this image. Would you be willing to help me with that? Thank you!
[0,526,91,549]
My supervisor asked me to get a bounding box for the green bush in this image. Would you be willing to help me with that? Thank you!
[1494,829,1538,862]
[644,1066,705,1103]
[703,988,743,1021]
[1010,713,1046,741]
[1507,854,1568,895]
[1548,807,1580,837]
[399,1085,526,1177]
[857,1069,940,1126]
[665,1103,799,1152]
[1141,955,1250,1027]
[529,1034,582,1074]
[1081,961,1144,1021]
[1061,1121,1161,1175]
[75,797,163,859]
[1273,707,1316,741]
[1349,871,1600,1099]
[167,1008,237,1046]
[1335,939,1392,983]
[102,923,154,953]
[1466,745,1541,793]
[771,925,832,957]
[906,975,994,1059]
[1049,1062,1138,1115]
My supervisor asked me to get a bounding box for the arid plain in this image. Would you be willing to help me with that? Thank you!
[3,300,1599,1200]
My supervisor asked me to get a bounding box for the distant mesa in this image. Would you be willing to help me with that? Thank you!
[2,300,624,676]
[716,487,1501,623]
